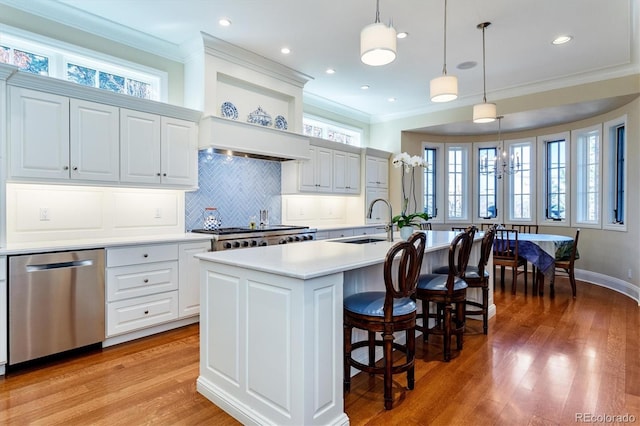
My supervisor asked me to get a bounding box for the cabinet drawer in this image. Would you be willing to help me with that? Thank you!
[107,244,178,267]
[106,291,179,337]
[329,229,354,239]
[107,260,178,301]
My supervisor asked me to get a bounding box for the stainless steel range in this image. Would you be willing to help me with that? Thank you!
[191,225,316,251]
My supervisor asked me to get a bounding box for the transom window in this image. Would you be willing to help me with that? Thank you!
[302,115,362,146]
[0,29,164,101]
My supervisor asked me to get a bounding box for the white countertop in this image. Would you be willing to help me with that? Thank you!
[195,230,464,280]
[311,224,383,232]
[0,232,212,255]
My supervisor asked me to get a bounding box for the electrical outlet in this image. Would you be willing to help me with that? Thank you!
[39,208,50,221]
[154,208,162,219]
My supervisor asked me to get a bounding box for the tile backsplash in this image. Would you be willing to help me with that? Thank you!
[185,149,282,230]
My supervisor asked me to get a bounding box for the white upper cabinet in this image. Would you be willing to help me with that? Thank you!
[333,150,360,194]
[161,117,198,187]
[10,88,119,182]
[120,109,162,184]
[9,87,70,180]
[121,110,197,187]
[70,99,120,182]
[7,73,200,189]
[365,155,389,188]
[299,145,333,192]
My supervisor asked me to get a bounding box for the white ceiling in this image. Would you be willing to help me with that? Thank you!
[2,0,638,134]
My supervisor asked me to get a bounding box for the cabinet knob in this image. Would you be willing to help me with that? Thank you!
[72,166,78,171]
[63,166,69,170]
[143,278,149,283]
[163,173,167,177]
[143,254,149,258]
[156,172,161,176]
[144,310,149,315]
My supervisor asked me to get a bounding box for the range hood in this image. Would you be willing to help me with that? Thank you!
[199,115,310,161]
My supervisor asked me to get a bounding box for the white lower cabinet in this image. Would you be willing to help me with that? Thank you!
[178,241,210,318]
[0,256,6,372]
[107,291,179,337]
[106,243,180,337]
[105,240,209,340]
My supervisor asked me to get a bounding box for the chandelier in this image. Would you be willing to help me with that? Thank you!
[479,116,521,179]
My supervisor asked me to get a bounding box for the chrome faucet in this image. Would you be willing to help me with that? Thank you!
[367,198,393,242]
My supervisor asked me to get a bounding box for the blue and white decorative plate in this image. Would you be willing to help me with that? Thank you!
[274,115,288,130]
[247,106,272,127]
[220,101,238,120]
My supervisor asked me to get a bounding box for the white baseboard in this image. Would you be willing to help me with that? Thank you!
[575,269,640,305]
[102,316,199,348]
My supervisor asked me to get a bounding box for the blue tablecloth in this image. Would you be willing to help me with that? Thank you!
[497,233,576,279]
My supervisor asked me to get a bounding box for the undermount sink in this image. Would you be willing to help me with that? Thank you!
[333,236,388,244]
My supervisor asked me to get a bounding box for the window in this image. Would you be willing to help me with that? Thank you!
[603,116,626,231]
[614,125,625,224]
[477,146,498,219]
[302,115,362,146]
[446,144,471,222]
[0,28,164,101]
[423,147,437,218]
[572,125,601,227]
[421,142,445,223]
[539,132,569,224]
[507,139,534,222]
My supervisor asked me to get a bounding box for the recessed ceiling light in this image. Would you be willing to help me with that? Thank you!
[397,32,409,39]
[361,85,370,90]
[388,97,396,102]
[552,35,573,45]
[457,61,477,70]
[218,18,232,27]
[326,68,336,74]
[281,47,291,54]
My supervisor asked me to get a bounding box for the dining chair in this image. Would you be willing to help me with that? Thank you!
[415,228,473,361]
[451,226,469,232]
[343,232,426,410]
[419,222,432,230]
[479,223,499,231]
[493,229,528,295]
[553,228,580,298]
[510,224,539,234]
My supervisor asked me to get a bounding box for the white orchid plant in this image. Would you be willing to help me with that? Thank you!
[391,152,430,228]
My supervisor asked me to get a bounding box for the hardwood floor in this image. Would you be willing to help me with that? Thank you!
[0,276,638,425]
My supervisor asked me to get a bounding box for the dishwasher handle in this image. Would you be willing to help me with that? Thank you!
[26,259,94,272]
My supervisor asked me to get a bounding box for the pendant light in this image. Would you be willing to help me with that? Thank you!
[360,0,397,66]
[473,22,497,123]
[430,0,458,102]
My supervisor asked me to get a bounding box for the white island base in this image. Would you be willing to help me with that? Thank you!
[196,231,492,425]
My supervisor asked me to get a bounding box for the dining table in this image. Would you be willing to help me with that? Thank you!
[500,232,577,296]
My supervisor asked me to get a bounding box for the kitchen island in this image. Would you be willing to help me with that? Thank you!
[195,230,489,425]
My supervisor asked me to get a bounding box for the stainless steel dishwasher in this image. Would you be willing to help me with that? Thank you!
[8,249,105,365]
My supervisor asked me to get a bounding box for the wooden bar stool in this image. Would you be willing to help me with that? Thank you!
[343,232,426,410]
[415,229,473,361]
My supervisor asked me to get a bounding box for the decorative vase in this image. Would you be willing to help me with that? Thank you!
[400,226,415,240]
